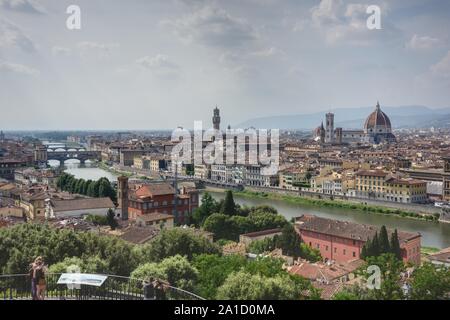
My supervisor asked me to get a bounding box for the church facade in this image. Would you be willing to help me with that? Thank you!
[314,102,396,145]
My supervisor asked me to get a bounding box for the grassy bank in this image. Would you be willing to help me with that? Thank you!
[232,189,439,222]
[98,162,133,178]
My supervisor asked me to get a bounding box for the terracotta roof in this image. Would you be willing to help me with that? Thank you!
[240,228,282,238]
[295,215,420,243]
[135,183,175,198]
[356,169,388,177]
[120,225,160,244]
[51,197,114,212]
[364,102,392,130]
[428,247,450,264]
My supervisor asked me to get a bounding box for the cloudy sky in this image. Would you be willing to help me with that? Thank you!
[1,0,450,130]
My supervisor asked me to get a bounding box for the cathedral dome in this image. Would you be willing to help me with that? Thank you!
[364,102,392,134]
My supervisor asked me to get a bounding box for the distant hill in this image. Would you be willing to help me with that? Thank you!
[236,106,450,130]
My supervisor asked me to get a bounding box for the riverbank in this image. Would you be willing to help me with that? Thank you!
[207,187,440,222]
[98,162,133,178]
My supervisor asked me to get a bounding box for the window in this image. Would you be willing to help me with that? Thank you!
[325,246,329,251]
[343,249,346,255]
[334,247,337,253]
[353,252,356,257]
[316,244,320,249]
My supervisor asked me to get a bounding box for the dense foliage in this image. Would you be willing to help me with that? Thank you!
[57,173,117,202]
[141,228,221,262]
[360,226,401,260]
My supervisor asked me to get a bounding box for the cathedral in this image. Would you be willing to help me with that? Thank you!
[314,102,396,145]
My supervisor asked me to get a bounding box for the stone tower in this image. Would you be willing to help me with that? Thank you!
[213,107,220,130]
[335,127,343,144]
[117,176,129,220]
[443,156,450,202]
[325,112,334,143]
[319,122,325,143]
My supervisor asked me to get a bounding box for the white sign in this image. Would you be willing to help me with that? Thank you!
[57,273,108,287]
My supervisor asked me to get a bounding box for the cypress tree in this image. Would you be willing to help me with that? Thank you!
[390,229,402,260]
[379,225,391,254]
[221,190,236,216]
[372,232,380,256]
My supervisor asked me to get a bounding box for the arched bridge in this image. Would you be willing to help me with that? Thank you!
[46,150,101,166]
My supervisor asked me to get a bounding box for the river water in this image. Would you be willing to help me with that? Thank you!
[208,191,450,249]
[47,158,450,249]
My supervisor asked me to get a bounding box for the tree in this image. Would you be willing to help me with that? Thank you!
[192,254,247,299]
[145,228,221,262]
[106,209,118,230]
[216,271,318,300]
[131,255,199,292]
[390,229,402,260]
[247,237,277,254]
[299,243,322,262]
[221,190,236,216]
[363,253,405,300]
[371,232,380,257]
[276,224,301,258]
[192,192,217,226]
[409,263,450,300]
[379,225,390,254]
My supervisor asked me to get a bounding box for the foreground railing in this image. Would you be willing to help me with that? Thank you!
[0,274,204,300]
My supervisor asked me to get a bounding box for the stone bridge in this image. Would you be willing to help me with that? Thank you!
[46,150,101,166]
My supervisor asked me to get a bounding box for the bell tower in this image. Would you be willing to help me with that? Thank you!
[325,112,334,143]
[212,106,220,130]
[117,176,129,220]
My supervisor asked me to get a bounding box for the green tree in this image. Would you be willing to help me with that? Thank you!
[145,228,221,262]
[203,213,237,241]
[106,209,118,230]
[409,263,450,300]
[216,271,318,300]
[299,243,322,262]
[379,226,390,254]
[131,255,199,292]
[192,192,217,226]
[363,253,405,300]
[390,229,402,260]
[221,190,236,216]
[276,224,301,258]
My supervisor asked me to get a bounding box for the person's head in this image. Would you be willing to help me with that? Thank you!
[34,256,43,264]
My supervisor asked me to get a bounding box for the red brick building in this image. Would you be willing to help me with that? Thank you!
[294,215,421,265]
[128,183,198,224]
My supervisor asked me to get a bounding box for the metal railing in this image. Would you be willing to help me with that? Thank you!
[0,273,204,300]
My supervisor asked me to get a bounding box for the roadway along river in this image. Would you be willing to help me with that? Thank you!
[208,191,450,250]
[49,161,450,249]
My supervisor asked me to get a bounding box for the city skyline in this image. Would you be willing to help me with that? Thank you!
[1,0,450,130]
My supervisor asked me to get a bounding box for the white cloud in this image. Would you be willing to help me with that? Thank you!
[0,0,44,14]
[407,34,440,50]
[309,0,399,46]
[0,18,35,52]
[136,54,180,77]
[163,6,258,49]
[431,51,450,78]
[250,47,283,58]
[0,61,39,75]
[51,46,71,56]
[77,42,119,58]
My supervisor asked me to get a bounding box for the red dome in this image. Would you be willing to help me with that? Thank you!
[364,102,392,131]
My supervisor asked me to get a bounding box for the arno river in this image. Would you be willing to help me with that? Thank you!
[53,161,450,249]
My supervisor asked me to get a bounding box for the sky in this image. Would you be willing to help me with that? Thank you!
[1,0,450,130]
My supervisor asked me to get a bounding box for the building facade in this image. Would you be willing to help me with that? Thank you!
[295,215,421,265]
